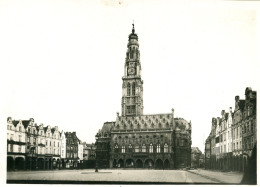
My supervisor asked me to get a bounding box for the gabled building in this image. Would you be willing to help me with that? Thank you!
[241,87,256,167]
[78,140,84,168]
[7,117,27,170]
[60,130,66,168]
[191,147,202,168]
[65,132,79,168]
[51,126,61,169]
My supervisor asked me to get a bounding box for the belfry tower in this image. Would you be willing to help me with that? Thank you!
[121,24,143,116]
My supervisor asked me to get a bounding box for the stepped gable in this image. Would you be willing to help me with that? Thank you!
[115,113,174,130]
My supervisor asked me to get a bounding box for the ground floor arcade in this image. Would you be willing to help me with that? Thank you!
[110,158,173,169]
[7,155,81,171]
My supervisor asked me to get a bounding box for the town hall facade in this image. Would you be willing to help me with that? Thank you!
[95,24,192,169]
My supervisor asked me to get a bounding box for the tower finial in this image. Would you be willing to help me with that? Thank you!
[132,21,135,34]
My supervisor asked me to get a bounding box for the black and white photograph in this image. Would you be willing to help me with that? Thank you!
[0,0,259,185]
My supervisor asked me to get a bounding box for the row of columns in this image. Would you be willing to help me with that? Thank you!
[206,156,247,172]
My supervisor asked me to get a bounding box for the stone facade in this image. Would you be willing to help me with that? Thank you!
[205,87,257,171]
[95,24,192,169]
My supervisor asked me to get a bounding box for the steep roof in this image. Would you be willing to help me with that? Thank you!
[22,120,30,129]
[191,147,202,154]
[12,120,19,127]
[115,113,174,131]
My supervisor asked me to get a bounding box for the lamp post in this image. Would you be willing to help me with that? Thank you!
[95,135,98,172]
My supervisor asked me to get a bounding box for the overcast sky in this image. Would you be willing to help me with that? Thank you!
[1,0,259,153]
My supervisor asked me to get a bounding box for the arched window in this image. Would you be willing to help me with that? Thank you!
[132,82,135,95]
[19,126,22,131]
[130,47,133,59]
[164,143,169,153]
[156,144,160,153]
[142,144,146,152]
[122,145,125,153]
[127,83,131,96]
[129,144,133,153]
[135,145,139,153]
[149,143,153,153]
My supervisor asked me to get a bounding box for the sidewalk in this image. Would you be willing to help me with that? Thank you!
[187,169,243,184]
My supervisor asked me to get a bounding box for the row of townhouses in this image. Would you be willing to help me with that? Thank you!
[7,117,88,170]
[204,87,256,171]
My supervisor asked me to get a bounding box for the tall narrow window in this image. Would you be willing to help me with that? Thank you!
[132,82,135,95]
[128,144,132,152]
[115,144,118,153]
[164,143,169,153]
[142,144,146,152]
[131,106,136,114]
[135,145,139,153]
[130,47,133,59]
[149,144,153,153]
[18,145,21,152]
[122,145,125,153]
[156,144,160,153]
[127,83,131,96]
[19,126,22,132]
[19,135,22,142]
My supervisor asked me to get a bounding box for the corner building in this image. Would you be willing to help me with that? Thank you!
[95,25,192,169]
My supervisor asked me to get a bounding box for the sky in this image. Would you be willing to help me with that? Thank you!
[1,0,259,153]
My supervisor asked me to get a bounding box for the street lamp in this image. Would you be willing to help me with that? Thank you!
[95,135,99,172]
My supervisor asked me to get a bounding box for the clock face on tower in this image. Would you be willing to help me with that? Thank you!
[128,67,135,75]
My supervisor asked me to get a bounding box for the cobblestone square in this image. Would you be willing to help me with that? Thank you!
[7,169,243,184]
